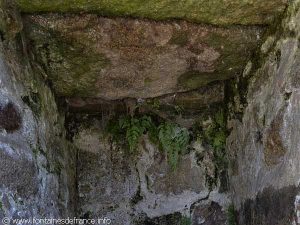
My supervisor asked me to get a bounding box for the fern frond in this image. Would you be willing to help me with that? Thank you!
[140,115,152,129]
[158,122,190,169]
[119,116,130,129]
[126,126,142,152]
[107,115,189,166]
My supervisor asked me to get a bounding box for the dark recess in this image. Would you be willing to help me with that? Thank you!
[0,102,22,132]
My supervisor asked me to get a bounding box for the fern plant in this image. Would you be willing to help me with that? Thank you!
[107,115,157,152]
[190,109,228,188]
[203,110,227,164]
[158,122,189,170]
[107,115,190,169]
[119,115,155,152]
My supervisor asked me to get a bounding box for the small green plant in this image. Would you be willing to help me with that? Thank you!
[180,216,192,225]
[107,115,155,152]
[151,99,161,110]
[201,110,227,180]
[204,110,226,150]
[120,116,148,152]
[107,115,190,169]
[227,204,237,225]
[159,122,190,170]
[192,109,228,188]
[145,98,161,110]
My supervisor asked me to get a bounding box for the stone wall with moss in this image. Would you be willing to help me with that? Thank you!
[1,0,299,224]
[71,113,230,225]
[227,0,300,224]
[0,2,77,219]
[15,0,287,26]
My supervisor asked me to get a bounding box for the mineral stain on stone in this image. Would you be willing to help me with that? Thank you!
[264,109,286,166]
[239,186,299,225]
[0,102,22,132]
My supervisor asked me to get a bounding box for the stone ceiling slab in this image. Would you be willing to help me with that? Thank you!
[24,14,263,100]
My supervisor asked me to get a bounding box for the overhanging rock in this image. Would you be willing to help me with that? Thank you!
[24,14,263,100]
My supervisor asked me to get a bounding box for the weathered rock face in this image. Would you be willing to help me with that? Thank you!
[227,0,300,223]
[65,81,225,130]
[23,14,262,99]
[74,126,139,224]
[0,0,23,39]
[238,186,300,225]
[192,201,227,225]
[73,118,230,225]
[0,3,77,220]
[16,0,287,26]
[2,0,299,224]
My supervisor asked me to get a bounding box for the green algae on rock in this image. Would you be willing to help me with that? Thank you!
[16,0,287,26]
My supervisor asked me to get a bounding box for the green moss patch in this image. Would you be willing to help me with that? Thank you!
[16,0,286,26]
[25,21,110,97]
